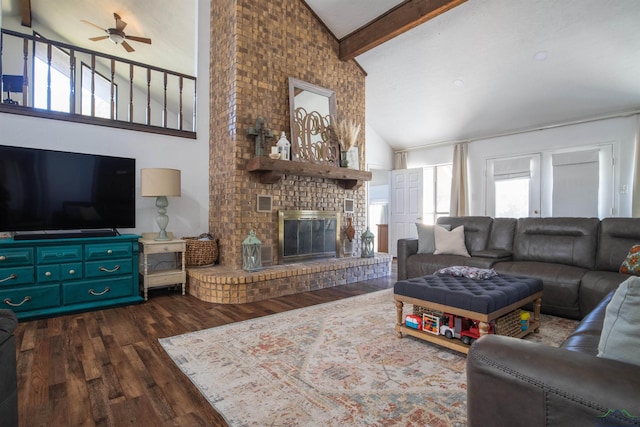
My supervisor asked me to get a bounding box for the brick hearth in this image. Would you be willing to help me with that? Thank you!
[186,254,392,304]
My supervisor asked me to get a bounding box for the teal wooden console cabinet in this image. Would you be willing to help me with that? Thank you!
[0,235,143,320]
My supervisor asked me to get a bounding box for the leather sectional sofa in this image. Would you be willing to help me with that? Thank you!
[397,216,640,426]
[397,216,639,319]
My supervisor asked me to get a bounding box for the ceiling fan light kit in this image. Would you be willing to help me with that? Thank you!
[82,12,152,53]
[108,29,125,45]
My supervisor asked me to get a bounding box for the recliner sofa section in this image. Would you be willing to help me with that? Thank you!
[492,217,600,319]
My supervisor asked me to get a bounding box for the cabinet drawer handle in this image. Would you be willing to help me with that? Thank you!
[107,249,113,254]
[0,256,5,261]
[88,287,110,296]
[68,269,76,275]
[99,265,120,273]
[45,271,52,277]
[4,296,31,307]
[0,274,17,283]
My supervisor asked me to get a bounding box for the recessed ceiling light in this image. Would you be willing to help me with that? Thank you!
[453,79,465,87]
[533,51,548,61]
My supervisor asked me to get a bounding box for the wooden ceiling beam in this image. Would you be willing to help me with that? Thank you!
[339,0,468,61]
[19,0,32,27]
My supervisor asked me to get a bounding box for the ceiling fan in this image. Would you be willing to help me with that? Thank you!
[81,12,152,53]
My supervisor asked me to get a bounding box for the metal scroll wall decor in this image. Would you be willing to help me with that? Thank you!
[293,107,338,165]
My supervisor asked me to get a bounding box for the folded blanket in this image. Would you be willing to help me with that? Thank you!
[435,265,498,280]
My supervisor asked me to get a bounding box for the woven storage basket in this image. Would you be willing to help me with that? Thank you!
[183,233,218,267]
[495,310,523,337]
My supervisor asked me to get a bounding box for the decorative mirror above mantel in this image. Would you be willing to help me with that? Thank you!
[245,77,371,188]
[288,77,338,165]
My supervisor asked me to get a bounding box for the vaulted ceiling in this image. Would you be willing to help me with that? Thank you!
[1,0,196,76]
[3,0,640,151]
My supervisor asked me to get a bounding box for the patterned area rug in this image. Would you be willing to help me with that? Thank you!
[160,289,578,426]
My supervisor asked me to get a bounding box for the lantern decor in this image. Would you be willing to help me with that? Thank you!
[276,131,291,160]
[361,227,375,258]
[242,230,262,272]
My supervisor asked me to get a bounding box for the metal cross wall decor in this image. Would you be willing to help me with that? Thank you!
[247,117,274,157]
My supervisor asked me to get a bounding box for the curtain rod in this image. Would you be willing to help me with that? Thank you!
[396,109,640,153]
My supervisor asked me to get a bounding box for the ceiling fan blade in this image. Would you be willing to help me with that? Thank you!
[121,40,135,53]
[81,19,106,32]
[113,13,127,31]
[125,36,152,45]
[89,35,109,42]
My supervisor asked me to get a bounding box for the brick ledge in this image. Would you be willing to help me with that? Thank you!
[186,254,393,304]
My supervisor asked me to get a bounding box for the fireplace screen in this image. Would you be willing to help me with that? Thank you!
[278,210,341,263]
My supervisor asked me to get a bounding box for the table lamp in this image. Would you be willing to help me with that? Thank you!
[141,168,181,241]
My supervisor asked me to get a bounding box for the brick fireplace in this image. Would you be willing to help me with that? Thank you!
[183,0,391,303]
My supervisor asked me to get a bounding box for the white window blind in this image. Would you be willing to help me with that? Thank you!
[492,157,531,180]
[552,149,599,217]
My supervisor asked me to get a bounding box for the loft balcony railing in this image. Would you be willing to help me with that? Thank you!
[0,29,197,138]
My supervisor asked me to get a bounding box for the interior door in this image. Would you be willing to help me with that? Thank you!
[390,168,423,256]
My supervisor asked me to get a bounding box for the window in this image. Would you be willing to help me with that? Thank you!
[33,37,71,112]
[423,164,452,224]
[495,178,529,218]
[81,63,117,119]
[486,154,541,218]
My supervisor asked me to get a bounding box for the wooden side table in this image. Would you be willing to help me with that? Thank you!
[138,232,186,301]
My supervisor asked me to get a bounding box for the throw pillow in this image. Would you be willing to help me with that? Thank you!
[433,225,470,257]
[597,276,640,366]
[619,244,640,275]
[415,223,451,254]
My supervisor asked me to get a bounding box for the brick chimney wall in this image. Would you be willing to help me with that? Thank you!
[209,0,367,269]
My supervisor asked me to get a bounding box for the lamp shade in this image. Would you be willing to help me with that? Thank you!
[141,168,181,197]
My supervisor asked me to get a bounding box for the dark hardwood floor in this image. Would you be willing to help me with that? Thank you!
[14,262,397,427]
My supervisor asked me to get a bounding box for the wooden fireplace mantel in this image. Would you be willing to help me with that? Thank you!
[246,157,372,189]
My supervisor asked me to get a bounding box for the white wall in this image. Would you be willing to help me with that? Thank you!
[365,124,394,171]
[0,0,211,238]
[405,115,638,217]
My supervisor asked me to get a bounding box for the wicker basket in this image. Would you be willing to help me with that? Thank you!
[495,310,524,337]
[183,233,219,267]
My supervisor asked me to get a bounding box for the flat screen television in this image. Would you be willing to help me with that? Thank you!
[0,145,136,239]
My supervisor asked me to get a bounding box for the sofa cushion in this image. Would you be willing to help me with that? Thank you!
[434,225,470,257]
[561,290,613,355]
[598,276,640,366]
[493,260,586,319]
[595,218,640,271]
[619,244,640,275]
[415,223,451,254]
[513,217,599,270]
[436,216,493,253]
[579,270,629,317]
[487,217,517,252]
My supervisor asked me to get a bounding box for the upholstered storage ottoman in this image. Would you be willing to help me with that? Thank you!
[394,273,543,354]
